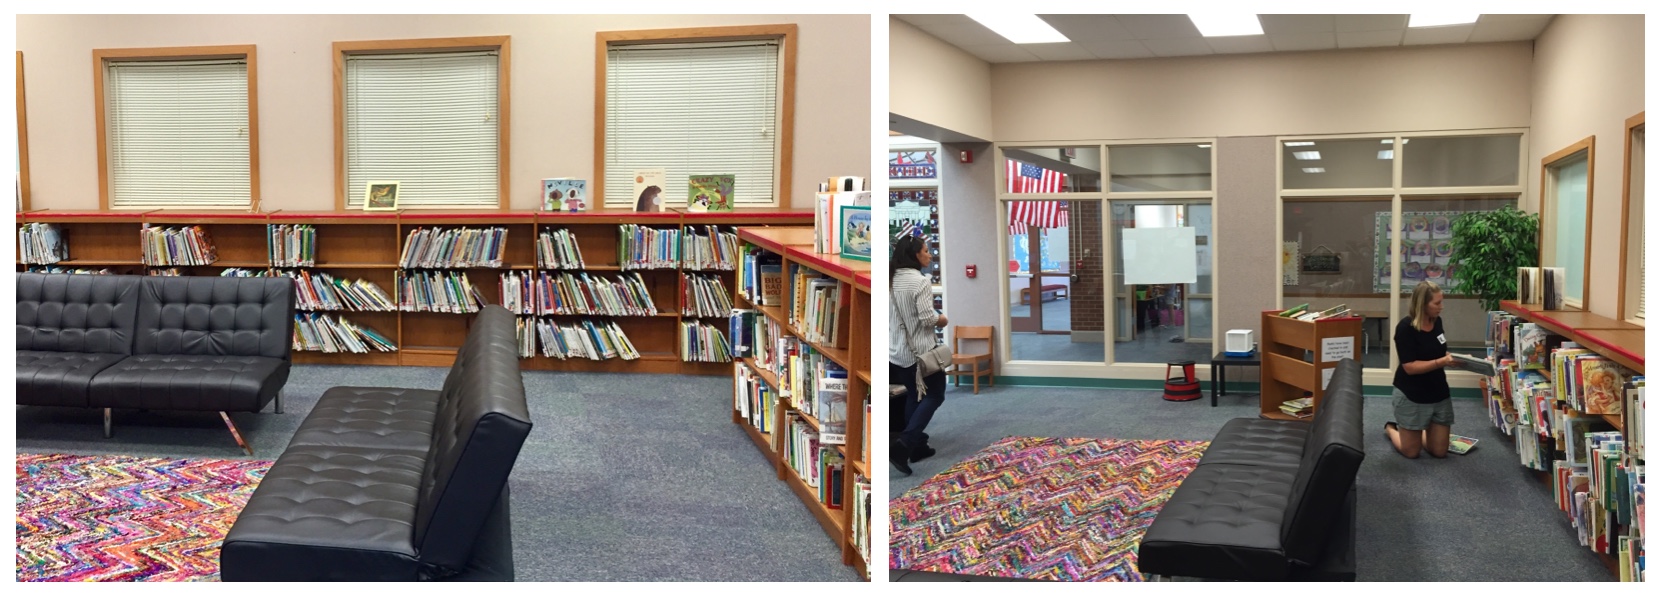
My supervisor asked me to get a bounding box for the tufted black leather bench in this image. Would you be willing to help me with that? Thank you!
[221,304,532,581]
[16,273,293,451]
[1136,358,1365,581]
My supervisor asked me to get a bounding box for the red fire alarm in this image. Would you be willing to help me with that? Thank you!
[959,150,973,163]
[965,264,977,278]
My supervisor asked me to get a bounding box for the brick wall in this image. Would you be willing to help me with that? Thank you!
[1069,201,1104,333]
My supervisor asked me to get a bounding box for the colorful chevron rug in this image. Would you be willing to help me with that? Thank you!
[890,436,1208,581]
[16,453,271,582]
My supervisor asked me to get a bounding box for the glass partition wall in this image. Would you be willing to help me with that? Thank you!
[1278,132,1527,374]
[1000,143,1214,367]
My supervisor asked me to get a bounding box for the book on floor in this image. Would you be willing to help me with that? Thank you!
[1449,434,1480,455]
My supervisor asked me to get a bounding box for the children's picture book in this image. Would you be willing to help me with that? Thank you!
[687,174,735,213]
[542,179,586,212]
[839,205,871,261]
[1448,434,1480,455]
[1449,353,1497,377]
[632,169,667,212]
[1515,323,1549,370]
[1579,358,1627,415]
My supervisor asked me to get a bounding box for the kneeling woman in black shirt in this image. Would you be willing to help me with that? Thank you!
[1386,280,1458,458]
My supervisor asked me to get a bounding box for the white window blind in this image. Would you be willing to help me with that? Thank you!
[106,58,250,209]
[605,40,780,208]
[345,50,500,209]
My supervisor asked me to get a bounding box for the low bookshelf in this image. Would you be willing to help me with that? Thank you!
[17,208,811,376]
[731,226,871,580]
[1259,310,1363,421]
[1491,301,1644,580]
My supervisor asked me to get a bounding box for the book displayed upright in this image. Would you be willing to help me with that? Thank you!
[542,178,587,212]
[687,174,735,213]
[632,169,667,212]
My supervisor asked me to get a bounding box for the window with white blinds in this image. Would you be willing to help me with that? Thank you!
[345,50,500,209]
[605,40,780,208]
[106,58,250,209]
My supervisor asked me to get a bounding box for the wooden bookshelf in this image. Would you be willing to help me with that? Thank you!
[16,209,811,376]
[732,226,870,579]
[1259,310,1364,421]
[1496,301,1643,579]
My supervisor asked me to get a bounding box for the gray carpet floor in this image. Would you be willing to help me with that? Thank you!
[16,365,857,582]
[888,383,1614,582]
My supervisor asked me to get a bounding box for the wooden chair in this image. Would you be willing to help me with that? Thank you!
[946,326,995,394]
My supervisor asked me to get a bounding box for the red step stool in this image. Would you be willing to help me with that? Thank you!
[1163,360,1202,402]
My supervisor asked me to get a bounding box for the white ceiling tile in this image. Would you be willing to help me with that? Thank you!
[1041,14,1136,43]
[1468,15,1553,42]
[1478,14,1555,24]
[894,14,975,28]
[1206,35,1274,54]
[1141,37,1215,57]
[961,44,1043,64]
[919,22,1015,47]
[1337,29,1405,49]
[1024,42,1098,61]
[1336,14,1408,33]
[1080,39,1156,59]
[1269,32,1338,52]
[1403,24,1475,46]
[1115,14,1202,40]
[1258,14,1336,35]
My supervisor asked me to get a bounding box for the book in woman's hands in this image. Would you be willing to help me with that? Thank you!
[1449,353,1497,377]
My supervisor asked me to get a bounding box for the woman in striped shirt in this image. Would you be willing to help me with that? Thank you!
[890,234,947,476]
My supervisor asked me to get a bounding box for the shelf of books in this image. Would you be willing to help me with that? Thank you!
[731,225,871,580]
[16,209,811,375]
[1259,307,1363,421]
[1488,303,1644,581]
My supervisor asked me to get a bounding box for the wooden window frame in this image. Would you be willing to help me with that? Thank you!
[333,36,512,212]
[594,25,797,210]
[1617,112,1644,323]
[1537,135,1596,310]
[93,45,260,211]
[18,51,31,212]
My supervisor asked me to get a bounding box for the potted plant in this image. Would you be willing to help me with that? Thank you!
[1448,206,1540,311]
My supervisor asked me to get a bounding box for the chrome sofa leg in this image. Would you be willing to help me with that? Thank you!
[275,390,284,414]
[104,408,112,439]
[221,412,254,456]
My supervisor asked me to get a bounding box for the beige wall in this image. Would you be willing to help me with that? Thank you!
[888,17,993,142]
[1528,14,1645,320]
[18,14,870,212]
[991,42,1532,142]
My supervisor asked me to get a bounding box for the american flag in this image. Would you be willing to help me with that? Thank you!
[1007,160,1069,235]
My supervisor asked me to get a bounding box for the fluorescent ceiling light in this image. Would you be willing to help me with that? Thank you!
[1409,14,1480,28]
[1303,167,1326,174]
[1188,14,1264,37]
[967,14,1069,44]
[1293,151,1321,160]
[1198,144,1212,148]
[1381,139,1395,144]
[1378,150,1395,159]
[1284,141,1315,147]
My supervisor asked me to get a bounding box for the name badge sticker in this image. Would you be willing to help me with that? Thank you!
[1437,334,1446,345]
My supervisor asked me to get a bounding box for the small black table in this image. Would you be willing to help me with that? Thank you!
[1210,350,1261,407]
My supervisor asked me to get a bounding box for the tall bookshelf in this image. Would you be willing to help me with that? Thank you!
[16,208,811,375]
[732,226,871,580]
[1494,301,1644,580]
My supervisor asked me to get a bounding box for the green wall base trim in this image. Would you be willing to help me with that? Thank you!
[986,378,1481,400]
